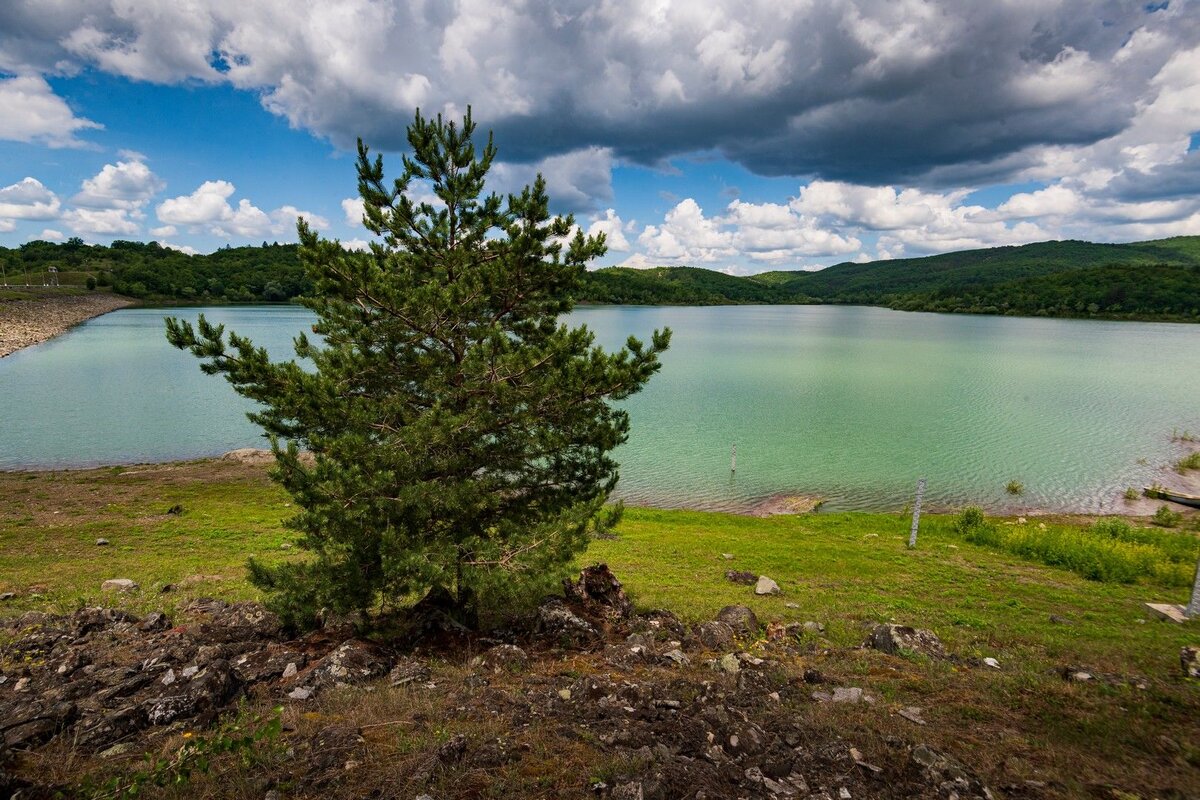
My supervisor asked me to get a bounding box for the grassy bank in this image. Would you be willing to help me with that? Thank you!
[1,460,1198,797]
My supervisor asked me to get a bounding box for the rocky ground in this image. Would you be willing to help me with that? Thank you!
[0,293,133,357]
[0,567,1025,800]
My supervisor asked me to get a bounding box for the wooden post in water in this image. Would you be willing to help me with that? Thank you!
[908,478,926,549]
[730,443,736,474]
[1187,553,1200,619]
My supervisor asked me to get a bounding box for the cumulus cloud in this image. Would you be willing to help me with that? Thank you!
[73,158,165,209]
[0,75,101,147]
[586,208,630,252]
[0,177,61,220]
[5,1,1193,188]
[39,228,64,240]
[341,197,365,227]
[156,179,327,239]
[63,207,141,236]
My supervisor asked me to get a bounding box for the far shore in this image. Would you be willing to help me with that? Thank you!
[0,290,135,358]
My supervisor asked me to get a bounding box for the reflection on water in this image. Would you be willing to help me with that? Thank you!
[1,304,1197,512]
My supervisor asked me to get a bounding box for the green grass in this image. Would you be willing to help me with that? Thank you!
[2,461,1199,797]
[1176,450,1200,471]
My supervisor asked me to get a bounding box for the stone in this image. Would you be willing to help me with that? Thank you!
[695,621,735,651]
[0,592,14,601]
[536,598,600,645]
[145,659,241,726]
[802,621,825,634]
[95,538,109,546]
[812,687,870,704]
[611,781,644,800]
[662,648,690,667]
[308,640,392,686]
[725,570,757,585]
[721,553,735,560]
[472,644,528,673]
[138,611,171,632]
[716,653,741,674]
[1145,602,1188,623]
[288,686,313,700]
[1048,614,1072,625]
[864,623,946,658]
[754,576,782,596]
[101,578,138,593]
[898,706,926,725]
[558,688,572,700]
[388,658,431,687]
[563,563,632,619]
[1182,646,1199,678]
[715,605,759,638]
[983,657,1000,669]
[282,662,298,679]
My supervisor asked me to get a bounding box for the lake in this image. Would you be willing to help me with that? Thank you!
[1,304,1197,512]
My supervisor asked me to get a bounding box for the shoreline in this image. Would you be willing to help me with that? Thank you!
[0,291,135,358]
[2,450,1196,519]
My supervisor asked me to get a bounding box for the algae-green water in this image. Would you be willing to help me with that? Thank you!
[1,304,1196,512]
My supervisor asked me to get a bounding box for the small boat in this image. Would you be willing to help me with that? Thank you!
[1142,486,1200,509]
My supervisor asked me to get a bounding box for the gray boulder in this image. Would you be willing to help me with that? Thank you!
[716,605,760,638]
[865,623,946,658]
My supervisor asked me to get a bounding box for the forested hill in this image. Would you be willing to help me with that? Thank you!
[2,235,1198,321]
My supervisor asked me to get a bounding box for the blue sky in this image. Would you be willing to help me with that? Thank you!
[1,1,1198,273]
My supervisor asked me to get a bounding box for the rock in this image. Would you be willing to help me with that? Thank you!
[0,592,14,602]
[137,611,171,632]
[784,602,799,609]
[95,538,109,546]
[754,576,781,596]
[725,570,757,585]
[1181,646,1199,678]
[694,621,735,651]
[282,662,298,679]
[1145,602,1188,624]
[983,657,1000,669]
[388,658,432,687]
[898,706,926,725]
[716,605,759,638]
[721,553,735,560]
[558,688,572,700]
[308,640,392,687]
[716,653,741,674]
[662,648,690,667]
[536,598,600,646]
[101,578,138,593]
[563,564,632,619]
[145,659,241,726]
[864,623,946,658]
[472,644,528,673]
[288,686,313,700]
[1048,614,1072,625]
[802,621,825,634]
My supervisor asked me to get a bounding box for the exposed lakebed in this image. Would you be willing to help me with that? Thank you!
[0,304,1196,512]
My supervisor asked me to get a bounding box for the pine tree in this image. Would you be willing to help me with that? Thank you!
[166,109,670,629]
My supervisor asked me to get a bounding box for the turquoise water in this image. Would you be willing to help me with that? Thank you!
[1,304,1197,512]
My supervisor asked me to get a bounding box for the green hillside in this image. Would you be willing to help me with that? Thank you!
[3,234,1198,321]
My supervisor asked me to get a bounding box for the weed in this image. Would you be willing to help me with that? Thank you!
[1006,480,1024,496]
[1123,487,1139,501]
[1152,505,1183,528]
[1175,451,1200,472]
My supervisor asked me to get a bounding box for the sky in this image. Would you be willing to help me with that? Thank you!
[0,0,1199,273]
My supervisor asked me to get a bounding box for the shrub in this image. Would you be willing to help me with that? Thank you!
[85,276,96,290]
[1005,480,1024,495]
[1152,505,1183,528]
[1176,451,1200,472]
[1123,487,1139,501]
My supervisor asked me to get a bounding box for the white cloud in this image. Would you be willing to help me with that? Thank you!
[0,177,61,220]
[63,207,141,236]
[0,75,101,147]
[0,220,15,233]
[39,228,64,240]
[156,179,327,240]
[162,242,199,255]
[490,146,615,214]
[637,199,734,263]
[341,197,365,227]
[341,238,371,251]
[73,158,165,210]
[585,208,630,252]
[150,224,176,237]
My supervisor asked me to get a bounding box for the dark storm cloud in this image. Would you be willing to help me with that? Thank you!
[1,0,1196,189]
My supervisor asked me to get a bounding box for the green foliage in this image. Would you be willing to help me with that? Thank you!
[1152,505,1183,528]
[1123,487,1140,501]
[1176,451,1200,471]
[85,276,96,290]
[82,706,282,799]
[166,109,670,630]
[1005,480,1024,495]
[947,513,1198,586]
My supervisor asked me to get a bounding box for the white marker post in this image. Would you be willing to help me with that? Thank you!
[730,443,737,474]
[1187,553,1200,619]
[908,478,926,549]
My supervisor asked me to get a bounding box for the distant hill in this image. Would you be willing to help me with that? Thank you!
[582,236,1200,321]
[3,235,1198,321]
